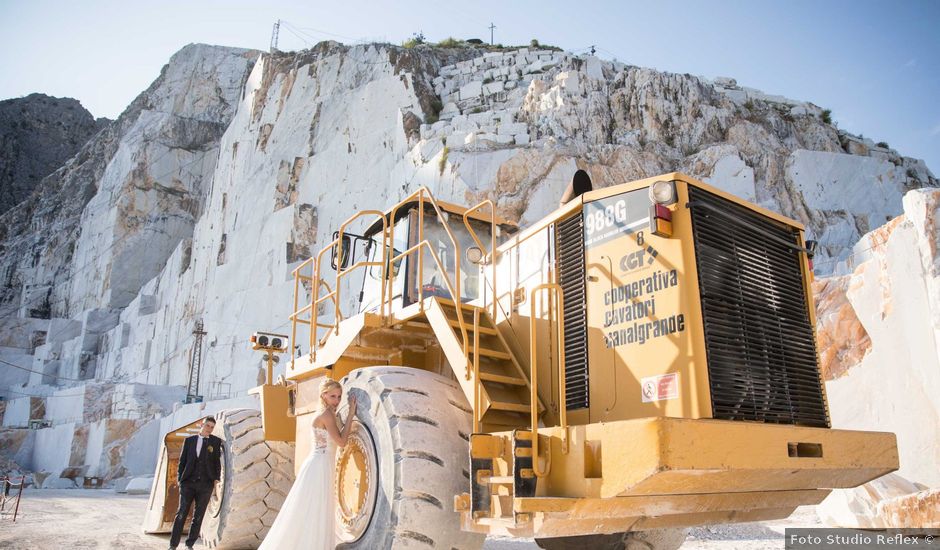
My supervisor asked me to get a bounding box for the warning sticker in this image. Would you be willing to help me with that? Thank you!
[640,373,679,403]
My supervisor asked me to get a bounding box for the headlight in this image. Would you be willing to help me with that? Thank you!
[648,180,676,205]
[465,246,484,264]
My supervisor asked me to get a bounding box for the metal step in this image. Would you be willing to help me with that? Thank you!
[479,410,530,426]
[406,315,498,335]
[479,372,527,386]
[489,401,531,413]
[485,475,514,485]
[484,383,532,406]
[446,318,497,335]
[472,347,511,360]
[438,300,494,324]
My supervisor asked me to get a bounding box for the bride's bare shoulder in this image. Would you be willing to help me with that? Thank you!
[311,410,335,429]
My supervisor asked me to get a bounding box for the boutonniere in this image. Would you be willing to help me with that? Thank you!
[208,445,214,453]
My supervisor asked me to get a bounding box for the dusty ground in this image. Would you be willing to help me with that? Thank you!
[0,489,821,549]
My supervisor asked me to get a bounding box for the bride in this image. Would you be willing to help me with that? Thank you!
[259,379,357,549]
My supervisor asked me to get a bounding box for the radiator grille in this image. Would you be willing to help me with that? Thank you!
[689,187,829,428]
[557,215,589,410]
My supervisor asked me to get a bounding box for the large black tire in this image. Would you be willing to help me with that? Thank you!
[336,366,484,550]
[535,529,688,550]
[201,408,295,549]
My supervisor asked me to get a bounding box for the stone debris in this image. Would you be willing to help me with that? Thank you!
[123,476,155,495]
[817,473,938,528]
[878,490,940,528]
[41,476,77,489]
[0,454,25,478]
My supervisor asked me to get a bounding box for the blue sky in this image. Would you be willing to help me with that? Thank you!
[1,0,937,172]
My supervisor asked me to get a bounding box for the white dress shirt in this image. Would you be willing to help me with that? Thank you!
[196,436,205,457]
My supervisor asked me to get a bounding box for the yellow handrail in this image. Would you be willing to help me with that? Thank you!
[385,188,470,361]
[290,187,497,390]
[472,308,481,432]
[306,272,340,360]
[463,200,498,320]
[290,257,320,370]
[528,283,568,477]
[289,258,309,370]
[314,210,387,357]
[311,243,337,355]
[289,210,387,365]
[333,209,388,329]
[388,239,472,373]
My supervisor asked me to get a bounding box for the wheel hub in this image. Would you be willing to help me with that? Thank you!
[335,422,377,542]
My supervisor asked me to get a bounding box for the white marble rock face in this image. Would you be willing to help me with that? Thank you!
[820,189,940,487]
[0,42,936,512]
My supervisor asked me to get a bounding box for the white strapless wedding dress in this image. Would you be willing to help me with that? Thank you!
[259,426,336,549]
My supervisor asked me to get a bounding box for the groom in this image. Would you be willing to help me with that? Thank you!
[169,415,223,550]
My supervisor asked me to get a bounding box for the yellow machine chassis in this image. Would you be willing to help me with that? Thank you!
[272,173,899,539]
[459,417,897,537]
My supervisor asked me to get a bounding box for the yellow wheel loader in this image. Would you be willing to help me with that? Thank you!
[149,172,898,549]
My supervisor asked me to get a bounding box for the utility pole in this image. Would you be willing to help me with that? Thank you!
[270,19,281,53]
[185,320,207,404]
[489,22,496,45]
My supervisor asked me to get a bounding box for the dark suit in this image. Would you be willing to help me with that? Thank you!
[170,434,223,548]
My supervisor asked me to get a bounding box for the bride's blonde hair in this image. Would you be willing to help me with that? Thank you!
[318,379,342,411]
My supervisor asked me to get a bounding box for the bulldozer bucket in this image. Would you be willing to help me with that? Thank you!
[141,417,204,534]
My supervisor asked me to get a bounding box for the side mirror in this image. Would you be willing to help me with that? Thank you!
[805,240,818,259]
[466,246,484,264]
[331,234,352,270]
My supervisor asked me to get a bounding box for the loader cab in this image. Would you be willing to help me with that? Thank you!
[345,200,515,315]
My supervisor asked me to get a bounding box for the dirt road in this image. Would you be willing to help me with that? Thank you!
[0,489,820,549]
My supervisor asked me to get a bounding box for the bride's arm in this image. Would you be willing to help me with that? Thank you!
[319,406,356,447]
